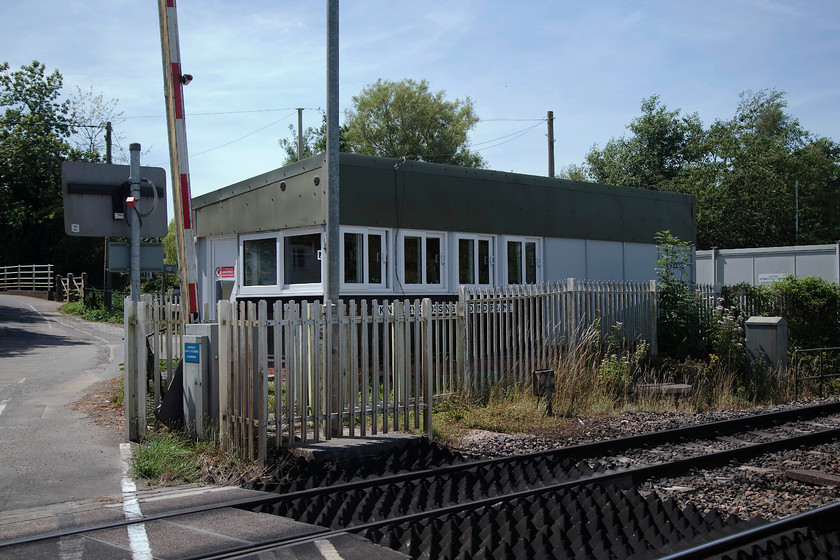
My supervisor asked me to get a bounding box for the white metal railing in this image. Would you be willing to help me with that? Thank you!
[459,280,658,393]
[0,264,53,291]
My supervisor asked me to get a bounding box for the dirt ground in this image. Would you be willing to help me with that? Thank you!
[68,376,125,435]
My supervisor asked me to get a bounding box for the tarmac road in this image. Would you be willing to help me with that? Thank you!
[0,294,125,510]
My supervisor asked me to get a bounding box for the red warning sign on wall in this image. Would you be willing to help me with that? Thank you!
[215,266,235,279]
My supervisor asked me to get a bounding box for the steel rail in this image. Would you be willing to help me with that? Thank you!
[657,500,840,560]
[184,425,840,560]
[3,400,839,551]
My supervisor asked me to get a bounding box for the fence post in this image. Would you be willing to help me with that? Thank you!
[456,286,467,394]
[422,298,433,440]
[124,298,147,442]
[217,301,231,450]
[257,300,268,464]
[649,279,658,357]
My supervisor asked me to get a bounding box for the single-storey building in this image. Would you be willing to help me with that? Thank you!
[192,153,696,313]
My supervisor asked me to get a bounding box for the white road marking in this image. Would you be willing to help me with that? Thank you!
[0,398,9,418]
[17,377,25,383]
[314,538,345,559]
[58,534,84,560]
[27,304,53,329]
[119,443,153,560]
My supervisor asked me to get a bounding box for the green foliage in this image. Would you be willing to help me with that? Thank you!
[655,230,704,358]
[575,90,840,250]
[162,220,178,265]
[132,431,200,483]
[60,299,124,323]
[0,61,119,279]
[344,78,485,167]
[598,323,648,396]
[585,95,706,191]
[706,299,747,372]
[746,276,840,350]
[278,112,348,166]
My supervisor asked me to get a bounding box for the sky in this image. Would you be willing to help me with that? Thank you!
[3,1,839,221]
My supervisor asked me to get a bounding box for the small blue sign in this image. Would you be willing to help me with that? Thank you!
[184,342,200,363]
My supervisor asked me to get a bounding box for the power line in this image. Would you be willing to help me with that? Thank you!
[123,107,321,119]
[190,111,297,157]
[472,121,545,151]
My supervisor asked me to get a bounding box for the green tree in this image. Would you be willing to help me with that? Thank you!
[584,95,705,191]
[344,78,485,167]
[572,90,840,249]
[0,61,120,280]
[695,90,840,249]
[278,113,347,166]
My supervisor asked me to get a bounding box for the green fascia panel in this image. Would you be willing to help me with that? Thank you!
[193,156,326,237]
[338,154,696,245]
[193,153,696,245]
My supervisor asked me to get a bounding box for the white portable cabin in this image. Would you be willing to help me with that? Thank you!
[192,153,696,315]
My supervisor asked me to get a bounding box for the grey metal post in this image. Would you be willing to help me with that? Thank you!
[104,121,113,309]
[129,143,141,302]
[325,0,341,437]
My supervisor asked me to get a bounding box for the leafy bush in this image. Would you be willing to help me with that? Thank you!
[655,230,704,358]
[759,276,840,349]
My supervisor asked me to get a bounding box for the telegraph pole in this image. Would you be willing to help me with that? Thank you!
[547,110,555,178]
[297,108,304,161]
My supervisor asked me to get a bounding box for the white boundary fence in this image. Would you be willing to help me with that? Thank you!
[460,280,658,394]
[214,279,659,461]
[0,264,53,291]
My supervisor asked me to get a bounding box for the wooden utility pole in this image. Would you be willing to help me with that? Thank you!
[547,110,555,178]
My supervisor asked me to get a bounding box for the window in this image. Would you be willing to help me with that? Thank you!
[284,233,321,285]
[457,235,493,286]
[242,236,277,286]
[506,237,540,284]
[398,231,445,288]
[342,229,386,287]
[239,229,323,295]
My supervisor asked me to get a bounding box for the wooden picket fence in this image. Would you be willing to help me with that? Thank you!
[124,294,184,442]
[217,299,443,462]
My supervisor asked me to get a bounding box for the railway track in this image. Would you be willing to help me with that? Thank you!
[3,401,840,559]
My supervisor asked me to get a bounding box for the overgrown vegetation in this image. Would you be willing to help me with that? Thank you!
[59,299,124,324]
[132,428,265,486]
[433,232,840,443]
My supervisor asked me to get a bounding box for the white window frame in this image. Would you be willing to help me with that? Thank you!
[238,228,325,297]
[396,230,446,292]
[340,226,388,291]
[280,227,324,295]
[239,232,280,296]
[455,234,495,287]
[503,236,542,285]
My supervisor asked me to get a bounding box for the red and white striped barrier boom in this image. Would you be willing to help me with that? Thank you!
[158,0,200,322]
